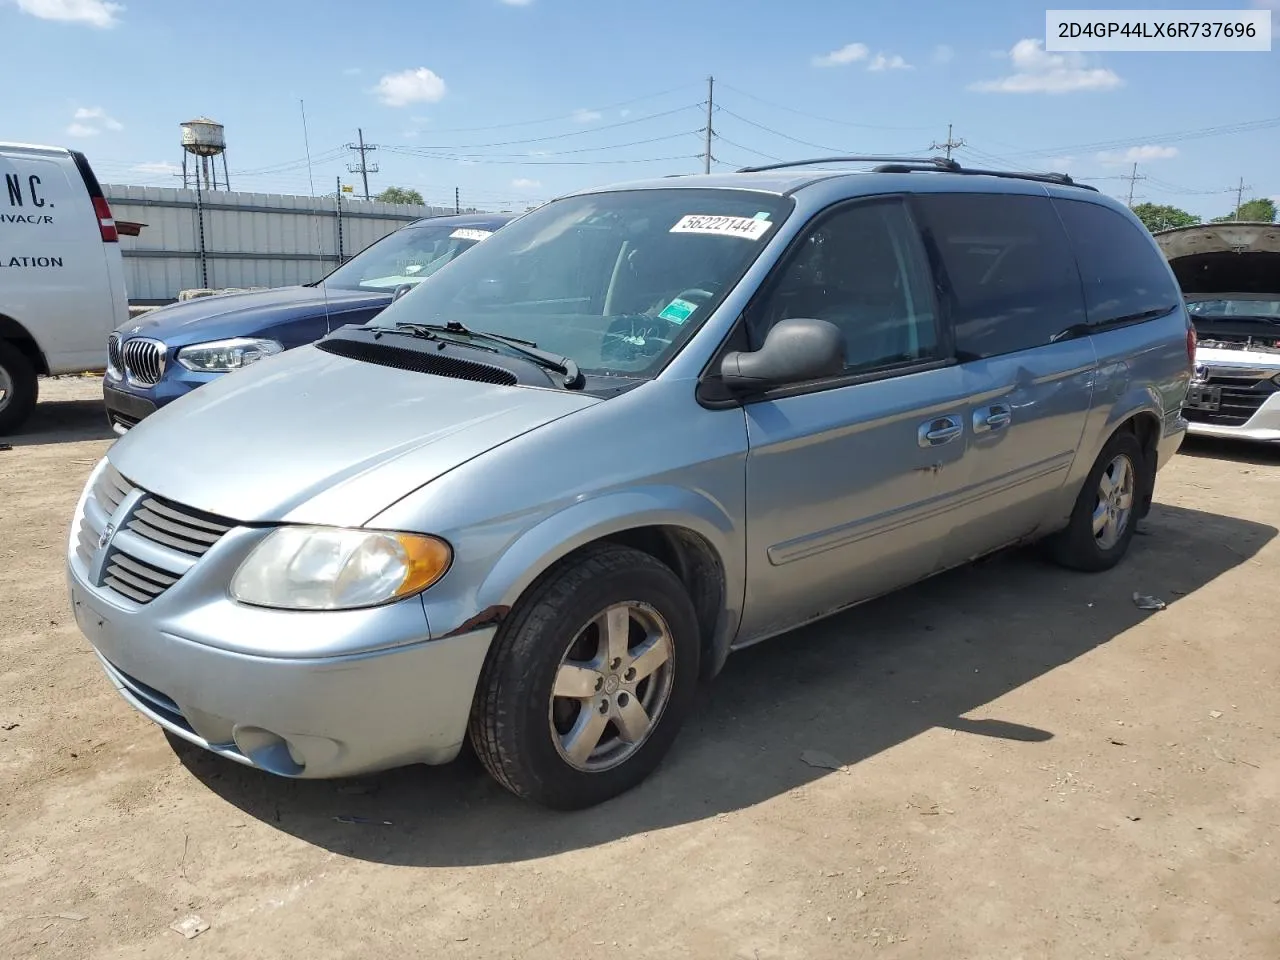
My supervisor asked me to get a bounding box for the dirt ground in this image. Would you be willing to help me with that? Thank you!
[1,377,1278,960]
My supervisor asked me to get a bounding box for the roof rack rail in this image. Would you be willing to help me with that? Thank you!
[734,155,1098,192]
[736,156,958,174]
[873,162,1098,192]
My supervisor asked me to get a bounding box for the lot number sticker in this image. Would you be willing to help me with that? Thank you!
[669,214,773,241]
[450,228,493,242]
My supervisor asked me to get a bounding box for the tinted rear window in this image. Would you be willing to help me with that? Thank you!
[914,193,1085,360]
[1053,198,1181,326]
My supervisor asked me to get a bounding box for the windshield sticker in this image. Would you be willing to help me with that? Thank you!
[669,214,773,241]
[450,228,493,242]
[752,211,772,220]
[658,297,698,325]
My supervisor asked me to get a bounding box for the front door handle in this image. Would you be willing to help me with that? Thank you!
[973,402,1013,434]
[918,415,963,447]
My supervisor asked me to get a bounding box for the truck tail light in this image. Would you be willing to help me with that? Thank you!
[93,196,118,243]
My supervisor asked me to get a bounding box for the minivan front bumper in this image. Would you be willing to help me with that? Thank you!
[69,565,494,778]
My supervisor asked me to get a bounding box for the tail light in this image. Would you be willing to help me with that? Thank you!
[1185,321,1196,365]
[93,196,118,243]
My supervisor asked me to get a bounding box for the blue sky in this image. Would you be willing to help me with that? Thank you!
[2,0,1277,217]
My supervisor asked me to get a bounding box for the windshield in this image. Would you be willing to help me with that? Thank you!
[371,189,793,378]
[1187,297,1280,320]
[323,221,501,292]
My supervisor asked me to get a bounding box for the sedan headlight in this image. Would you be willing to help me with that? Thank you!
[231,527,452,610]
[176,337,282,373]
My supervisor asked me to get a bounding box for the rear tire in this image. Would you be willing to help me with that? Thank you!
[0,341,38,435]
[1047,431,1145,572]
[469,544,700,809]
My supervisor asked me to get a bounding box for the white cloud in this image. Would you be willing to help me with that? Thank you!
[571,108,602,123]
[932,44,954,65]
[500,0,533,4]
[374,67,447,107]
[66,106,122,136]
[1044,156,1076,170]
[131,161,181,177]
[1097,144,1179,164]
[620,109,631,118]
[812,42,869,67]
[342,66,362,76]
[13,0,121,28]
[970,39,1122,94]
[868,52,912,71]
[511,177,542,190]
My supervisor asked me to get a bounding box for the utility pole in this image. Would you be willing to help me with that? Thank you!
[703,76,715,174]
[1122,162,1147,207]
[345,128,379,201]
[930,123,966,161]
[1233,176,1252,220]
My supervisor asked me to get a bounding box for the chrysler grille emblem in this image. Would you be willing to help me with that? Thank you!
[99,523,115,549]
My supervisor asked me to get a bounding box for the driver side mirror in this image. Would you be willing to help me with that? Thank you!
[720,317,845,394]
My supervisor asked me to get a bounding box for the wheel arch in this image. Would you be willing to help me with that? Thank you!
[0,313,49,376]
[476,488,744,680]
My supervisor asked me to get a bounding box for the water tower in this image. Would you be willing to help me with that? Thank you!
[181,117,230,192]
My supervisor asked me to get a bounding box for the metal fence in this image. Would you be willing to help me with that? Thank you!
[104,185,481,304]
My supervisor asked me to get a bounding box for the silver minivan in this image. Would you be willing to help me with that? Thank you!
[68,159,1194,809]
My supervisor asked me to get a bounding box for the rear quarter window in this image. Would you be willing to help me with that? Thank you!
[913,193,1086,360]
[1053,198,1181,326]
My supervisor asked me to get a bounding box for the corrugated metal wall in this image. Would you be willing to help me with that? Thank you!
[104,185,479,303]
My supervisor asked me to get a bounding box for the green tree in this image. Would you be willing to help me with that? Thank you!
[376,186,425,205]
[1131,202,1199,234]
[1211,197,1277,223]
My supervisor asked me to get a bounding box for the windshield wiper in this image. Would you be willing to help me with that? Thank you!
[389,321,585,389]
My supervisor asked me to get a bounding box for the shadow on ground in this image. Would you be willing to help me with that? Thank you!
[1178,435,1280,466]
[175,500,1275,867]
[7,396,114,446]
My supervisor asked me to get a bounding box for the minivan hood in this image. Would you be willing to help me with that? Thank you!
[116,286,391,347]
[107,345,601,526]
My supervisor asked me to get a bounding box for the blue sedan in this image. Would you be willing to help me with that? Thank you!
[103,212,513,432]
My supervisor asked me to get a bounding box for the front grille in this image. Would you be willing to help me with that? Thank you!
[77,462,236,605]
[103,550,179,604]
[1184,377,1275,427]
[125,495,232,557]
[106,333,123,377]
[317,338,519,386]
[122,337,166,385]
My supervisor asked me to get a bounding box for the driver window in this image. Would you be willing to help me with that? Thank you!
[745,199,938,373]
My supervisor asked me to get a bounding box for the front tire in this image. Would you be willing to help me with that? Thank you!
[1047,430,1145,572]
[0,341,38,435]
[469,544,700,809]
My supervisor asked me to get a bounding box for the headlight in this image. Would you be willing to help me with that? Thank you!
[231,527,452,610]
[176,337,282,373]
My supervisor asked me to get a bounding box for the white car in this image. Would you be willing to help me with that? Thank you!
[0,142,129,433]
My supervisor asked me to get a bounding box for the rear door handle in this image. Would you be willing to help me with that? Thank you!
[918,415,963,447]
[973,403,1012,434]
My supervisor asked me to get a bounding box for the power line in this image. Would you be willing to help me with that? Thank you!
[383,105,701,152]
[384,130,700,161]
[716,82,936,131]
[397,83,701,135]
